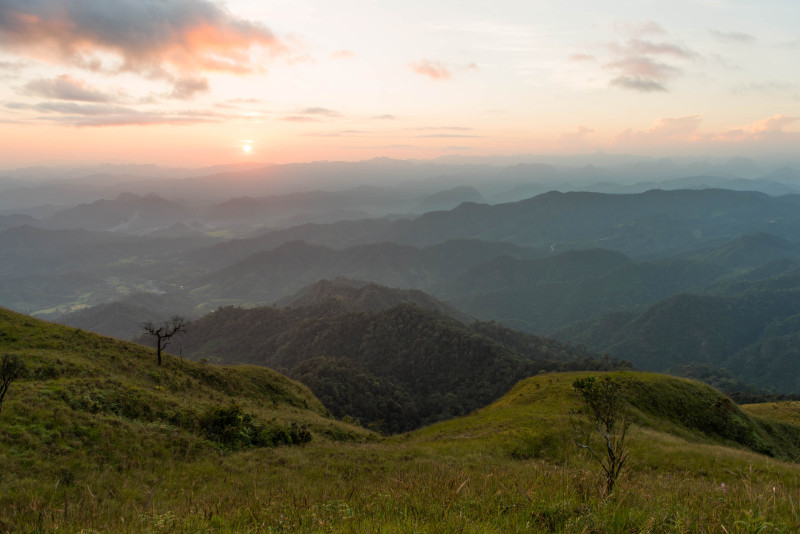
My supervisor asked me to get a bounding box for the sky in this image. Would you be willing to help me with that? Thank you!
[0,0,799,168]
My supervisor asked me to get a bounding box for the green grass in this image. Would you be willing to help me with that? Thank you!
[2,308,800,532]
[743,401,800,426]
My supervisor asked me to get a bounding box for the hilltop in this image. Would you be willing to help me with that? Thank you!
[178,300,625,432]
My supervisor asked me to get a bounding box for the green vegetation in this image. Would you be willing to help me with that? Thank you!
[557,285,800,393]
[572,376,630,495]
[0,353,25,411]
[179,301,628,432]
[3,308,800,532]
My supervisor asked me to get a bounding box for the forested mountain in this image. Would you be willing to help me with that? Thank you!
[57,291,202,340]
[177,302,628,432]
[188,239,544,304]
[43,193,191,233]
[556,285,800,393]
[277,278,471,321]
[685,232,800,269]
[435,249,725,332]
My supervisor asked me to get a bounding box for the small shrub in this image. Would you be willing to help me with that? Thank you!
[198,404,311,450]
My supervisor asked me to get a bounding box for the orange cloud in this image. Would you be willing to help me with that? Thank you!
[750,114,797,133]
[616,115,703,145]
[410,60,452,80]
[0,0,284,94]
[330,49,356,60]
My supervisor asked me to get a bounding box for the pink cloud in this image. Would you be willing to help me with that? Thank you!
[330,49,356,60]
[410,60,452,81]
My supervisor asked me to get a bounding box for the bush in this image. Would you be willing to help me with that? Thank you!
[198,404,311,450]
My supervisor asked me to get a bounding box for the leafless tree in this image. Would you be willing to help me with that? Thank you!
[0,354,26,412]
[141,316,185,366]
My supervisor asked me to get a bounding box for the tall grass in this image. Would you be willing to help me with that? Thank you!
[2,308,800,532]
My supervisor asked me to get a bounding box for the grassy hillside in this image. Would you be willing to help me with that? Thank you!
[3,311,800,532]
[0,307,371,531]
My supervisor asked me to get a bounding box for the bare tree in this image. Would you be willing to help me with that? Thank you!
[571,376,630,496]
[0,354,26,412]
[141,316,185,366]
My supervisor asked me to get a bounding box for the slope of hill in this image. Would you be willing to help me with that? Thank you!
[56,290,204,340]
[0,306,371,530]
[556,288,800,393]
[44,192,192,233]
[188,239,544,305]
[4,311,800,532]
[686,232,800,269]
[439,251,726,333]
[412,371,800,461]
[178,302,626,432]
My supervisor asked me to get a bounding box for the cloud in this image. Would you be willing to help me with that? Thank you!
[559,126,594,141]
[600,25,698,92]
[280,107,342,122]
[0,0,283,95]
[710,30,756,44]
[330,49,355,60]
[169,77,210,100]
[281,115,319,123]
[300,107,341,117]
[616,115,703,144]
[610,76,666,92]
[413,134,481,139]
[609,114,800,153]
[411,126,472,131]
[606,57,679,82]
[5,100,220,127]
[23,74,116,102]
[613,38,696,59]
[732,81,797,95]
[371,114,397,120]
[215,97,263,109]
[410,60,452,80]
[302,129,369,138]
[750,114,797,133]
[0,60,26,71]
[705,115,799,147]
[569,53,596,62]
[613,21,665,36]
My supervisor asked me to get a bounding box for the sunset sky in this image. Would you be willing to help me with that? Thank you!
[1,0,798,168]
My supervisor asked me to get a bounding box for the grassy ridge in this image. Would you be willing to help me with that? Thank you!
[3,308,800,532]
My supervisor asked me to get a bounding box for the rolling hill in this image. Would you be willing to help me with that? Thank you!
[4,311,800,533]
[176,299,628,432]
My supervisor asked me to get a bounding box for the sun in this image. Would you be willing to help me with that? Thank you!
[242,144,252,153]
